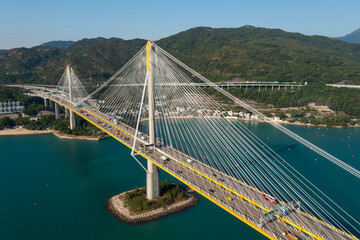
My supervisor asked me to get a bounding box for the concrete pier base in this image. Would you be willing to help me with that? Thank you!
[69,111,76,130]
[44,98,48,107]
[54,103,60,120]
[146,160,160,200]
[49,100,54,109]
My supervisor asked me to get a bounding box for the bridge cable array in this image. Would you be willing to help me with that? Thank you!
[62,44,359,239]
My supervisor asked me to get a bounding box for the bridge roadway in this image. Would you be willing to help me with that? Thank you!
[7,82,302,90]
[29,91,356,240]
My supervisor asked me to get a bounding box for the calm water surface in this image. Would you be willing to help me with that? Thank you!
[0,122,359,240]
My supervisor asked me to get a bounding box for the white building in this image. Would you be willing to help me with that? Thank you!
[0,101,25,114]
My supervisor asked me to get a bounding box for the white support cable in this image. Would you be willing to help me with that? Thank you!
[76,45,147,105]
[154,43,360,180]
[153,45,360,238]
[130,71,149,172]
[66,43,359,239]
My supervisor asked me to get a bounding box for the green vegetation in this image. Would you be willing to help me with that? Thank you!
[40,40,75,49]
[123,181,188,213]
[0,38,146,84]
[52,117,105,136]
[157,26,360,84]
[2,26,360,86]
[0,87,47,115]
[204,84,360,117]
[2,26,360,126]
[0,117,15,129]
[299,116,354,127]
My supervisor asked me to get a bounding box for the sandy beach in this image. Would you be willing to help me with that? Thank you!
[0,128,53,136]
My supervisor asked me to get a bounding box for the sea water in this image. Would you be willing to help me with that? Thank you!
[0,122,359,240]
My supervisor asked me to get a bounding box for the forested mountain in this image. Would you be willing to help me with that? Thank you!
[1,26,360,85]
[40,40,76,49]
[0,50,7,54]
[336,28,360,44]
[0,38,146,84]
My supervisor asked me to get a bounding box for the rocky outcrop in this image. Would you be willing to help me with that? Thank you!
[106,188,198,224]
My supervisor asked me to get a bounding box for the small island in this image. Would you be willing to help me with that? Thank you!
[106,181,197,224]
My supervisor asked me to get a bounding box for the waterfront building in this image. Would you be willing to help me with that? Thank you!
[0,101,25,114]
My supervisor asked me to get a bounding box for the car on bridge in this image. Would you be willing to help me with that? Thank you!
[262,194,278,205]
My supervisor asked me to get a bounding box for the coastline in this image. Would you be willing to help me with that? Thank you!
[0,118,357,138]
[52,130,110,141]
[0,128,52,136]
[0,128,110,140]
[239,118,360,128]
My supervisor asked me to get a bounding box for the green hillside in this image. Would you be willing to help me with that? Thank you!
[336,28,360,44]
[157,26,360,84]
[1,26,360,117]
[1,26,360,85]
[40,40,76,49]
[0,38,146,84]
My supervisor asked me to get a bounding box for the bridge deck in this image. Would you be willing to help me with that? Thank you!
[30,92,356,240]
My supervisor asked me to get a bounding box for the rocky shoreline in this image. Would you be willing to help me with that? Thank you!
[52,130,110,141]
[106,187,198,224]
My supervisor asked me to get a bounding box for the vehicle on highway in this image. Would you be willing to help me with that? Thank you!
[282,231,299,240]
[262,194,278,205]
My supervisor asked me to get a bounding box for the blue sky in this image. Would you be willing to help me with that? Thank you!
[0,0,359,49]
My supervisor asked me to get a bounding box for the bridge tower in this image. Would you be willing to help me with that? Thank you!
[67,65,76,130]
[146,41,160,200]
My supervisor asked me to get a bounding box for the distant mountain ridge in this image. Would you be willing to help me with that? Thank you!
[1,26,360,85]
[0,49,7,54]
[40,40,76,48]
[335,28,360,43]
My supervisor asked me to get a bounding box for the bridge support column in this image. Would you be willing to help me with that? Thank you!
[54,102,60,120]
[146,41,160,200]
[49,100,54,109]
[44,98,48,107]
[147,160,160,199]
[69,111,76,130]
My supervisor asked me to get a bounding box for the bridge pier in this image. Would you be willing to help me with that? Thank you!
[49,100,54,109]
[69,111,76,129]
[44,98,48,107]
[54,102,60,120]
[147,160,160,199]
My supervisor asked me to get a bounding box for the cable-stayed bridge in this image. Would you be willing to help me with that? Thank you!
[21,42,359,240]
